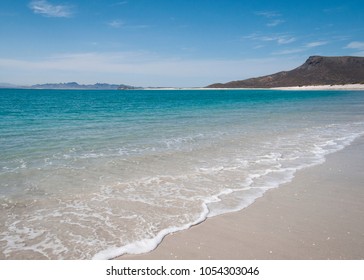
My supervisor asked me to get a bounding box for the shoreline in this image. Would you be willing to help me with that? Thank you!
[137,84,364,90]
[272,84,364,90]
[2,84,364,91]
[118,136,364,260]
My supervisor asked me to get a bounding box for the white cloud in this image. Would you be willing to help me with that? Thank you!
[305,41,327,48]
[277,37,295,44]
[346,41,364,50]
[244,34,295,45]
[274,41,328,55]
[28,0,73,18]
[267,19,285,27]
[345,41,364,56]
[255,10,285,27]
[108,20,124,28]
[107,20,150,29]
[255,11,281,18]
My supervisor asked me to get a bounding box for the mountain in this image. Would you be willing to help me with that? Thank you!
[207,56,364,88]
[30,82,135,90]
[0,83,19,88]
[117,84,143,90]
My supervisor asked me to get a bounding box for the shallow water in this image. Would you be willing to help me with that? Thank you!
[1,89,364,259]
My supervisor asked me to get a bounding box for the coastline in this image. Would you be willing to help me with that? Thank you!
[140,84,364,90]
[118,136,364,260]
[272,84,364,91]
[2,83,364,91]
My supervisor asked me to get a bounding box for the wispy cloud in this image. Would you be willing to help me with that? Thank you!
[244,34,296,45]
[255,10,285,27]
[107,20,150,29]
[28,0,74,18]
[255,11,281,18]
[346,41,364,50]
[345,41,364,55]
[305,41,327,48]
[267,19,285,27]
[274,41,328,55]
[276,37,295,44]
[108,20,124,28]
[273,48,305,55]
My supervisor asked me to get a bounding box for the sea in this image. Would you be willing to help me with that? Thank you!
[1,88,364,259]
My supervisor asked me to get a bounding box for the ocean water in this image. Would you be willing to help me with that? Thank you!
[0,88,364,259]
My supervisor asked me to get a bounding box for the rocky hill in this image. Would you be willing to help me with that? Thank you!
[207,56,364,88]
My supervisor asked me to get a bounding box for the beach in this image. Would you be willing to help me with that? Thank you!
[142,84,364,91]
[273,84,364,91]
[119,136,364,260]
[1,88,364,260]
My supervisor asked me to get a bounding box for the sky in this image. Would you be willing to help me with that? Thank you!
[0,0,363,87]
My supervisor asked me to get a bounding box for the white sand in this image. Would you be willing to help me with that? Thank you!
[119,136,364,260]
[140,84,364,90]
[272,84,364,90]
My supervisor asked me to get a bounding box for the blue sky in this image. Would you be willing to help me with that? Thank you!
[0,0,363,87]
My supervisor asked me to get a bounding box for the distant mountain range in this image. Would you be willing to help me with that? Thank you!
[30,82,139,90]
[0,83,19,88]
[2,56,364,90]
[0,82,140,90]
[207,56,364,88]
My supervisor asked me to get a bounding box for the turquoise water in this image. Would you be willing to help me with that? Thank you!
[1,88,364,259]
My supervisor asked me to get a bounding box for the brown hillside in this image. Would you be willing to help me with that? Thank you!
[207,56,364,88]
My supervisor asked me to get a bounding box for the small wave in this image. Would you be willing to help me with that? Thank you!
[1,122,364,259]
[92,129,364,259]
[92,203,209,260]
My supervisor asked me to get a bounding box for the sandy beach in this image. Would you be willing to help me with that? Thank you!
[142,84,364,91]
[272,84,364,91]
[119,136,364,260]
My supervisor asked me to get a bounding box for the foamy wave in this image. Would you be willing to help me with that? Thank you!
[1,121,364,259]
[163,133,204,149]
[92,126,364,259]
[92,204,209,260]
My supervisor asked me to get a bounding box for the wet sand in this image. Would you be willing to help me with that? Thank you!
[119,136,364,260]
